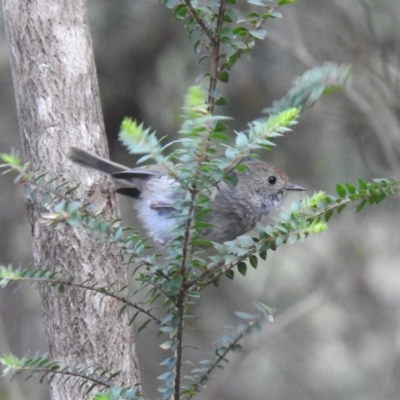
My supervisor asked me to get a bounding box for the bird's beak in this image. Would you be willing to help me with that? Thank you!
[286,183,305,191]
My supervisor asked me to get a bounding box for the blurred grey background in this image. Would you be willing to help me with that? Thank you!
[1,0,400,399]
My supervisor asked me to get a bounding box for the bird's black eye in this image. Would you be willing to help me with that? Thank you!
[268,176,277,185]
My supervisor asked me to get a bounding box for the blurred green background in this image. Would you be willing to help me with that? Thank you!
[1,1,400,399]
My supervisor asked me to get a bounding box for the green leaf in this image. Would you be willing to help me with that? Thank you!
[211,132,228,142]
[324,209,334,222]
[118,304,128,319]
[275,236,285,246]
[336,184,346,198]
[235,311,254,320]
[253,301,273,315]
[215,97,228,106]
[138,319,152,333]
[225,270,234,280]
[128,311,139,325]
[269,11,282,18]
[224,7,237,23]
[92,393,112,400]
[194,40,203,54]
[218,71,229,83]
[216,346,229,356]
[173,4,187,19]
[356,199,367,213]
[210,88,221,99]
[235,132,249,150]
[113,227,123,240]
[219,27,233,42]
[232,27,248,36]
[119,118,162,158]
[160,357,177,369]
[249,29,267,40]
[278,0,297,4]
[231,344,243,353]
[213,122,228,132]
[345,183,356,194]
[181,389,200,396]
[225,171,238,189]
[288,234,298,244]
[238,261,247,276]
[165,0,177,8]
[358,178,368,190]
[160,340,172,350]
[249,254,258,268]
[53,200,66,213]
[247,0,267,5]
[157,372,175,382]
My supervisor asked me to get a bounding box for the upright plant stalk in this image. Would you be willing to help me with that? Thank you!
[208,0,226,114]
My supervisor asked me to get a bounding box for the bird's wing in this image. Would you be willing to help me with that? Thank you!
[112,167,162,181]
[115,188,141,199]
[112,165,168,192]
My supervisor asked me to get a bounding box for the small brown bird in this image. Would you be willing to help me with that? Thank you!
[69,147,304,246]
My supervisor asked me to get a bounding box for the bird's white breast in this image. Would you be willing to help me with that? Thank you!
[134,176,181,246]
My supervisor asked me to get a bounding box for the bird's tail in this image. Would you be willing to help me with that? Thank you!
[68,147,129,175]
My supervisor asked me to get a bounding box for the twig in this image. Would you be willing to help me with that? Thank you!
[2,274,163,325]
[204,288,329,398]
[184,0,216,46]
[217,3,279,78]
[173,185,199,400]
[208,0,226,114]
[12,366,112,389]
[140,277,177,305]
[185,319,260,400]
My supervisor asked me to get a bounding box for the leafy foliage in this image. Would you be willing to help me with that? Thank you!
[263,62,351,114]
[181,301,273,399]
[3,75,398,398]
[0,354,122,393]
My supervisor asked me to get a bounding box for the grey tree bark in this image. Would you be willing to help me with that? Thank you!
[2,0,140,399]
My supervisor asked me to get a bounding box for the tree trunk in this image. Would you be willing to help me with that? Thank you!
[2,0,140,399]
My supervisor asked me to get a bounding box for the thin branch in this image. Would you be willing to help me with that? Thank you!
[217,3,278,78]
[0,318,26,398]
[184,0,216,46]
[24,177,77,204]
[173,295,185,400]
[1,273,163,325]
[12,366,112,389]
[311,186,400,220]
[185,226,311,290]
[66,281,162,325]
[185,319,260,400]
[140,277,177,305]
[208,0,226,114]
[173,186,199,400]
[204,288,329,398]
